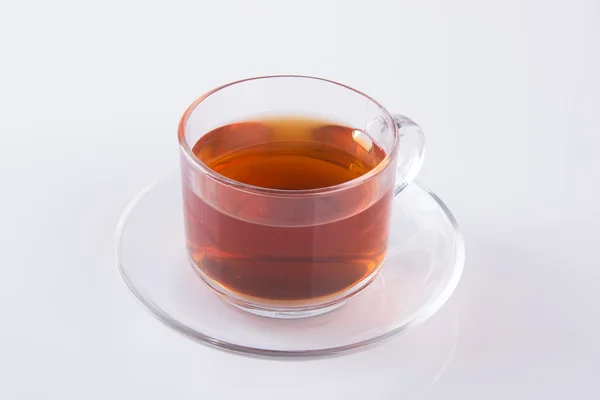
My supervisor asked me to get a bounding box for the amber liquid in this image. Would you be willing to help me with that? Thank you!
[183,118,393,303]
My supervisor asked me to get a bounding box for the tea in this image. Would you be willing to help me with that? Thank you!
[182,117,393,303]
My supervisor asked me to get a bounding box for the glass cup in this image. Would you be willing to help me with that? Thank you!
[178,75,425,318]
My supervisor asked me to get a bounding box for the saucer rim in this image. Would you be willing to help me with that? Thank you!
[114,175,465,359]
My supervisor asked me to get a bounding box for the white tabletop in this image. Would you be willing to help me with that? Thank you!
[1,0,598,398]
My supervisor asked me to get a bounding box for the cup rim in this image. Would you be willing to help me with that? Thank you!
[177,75,399,196]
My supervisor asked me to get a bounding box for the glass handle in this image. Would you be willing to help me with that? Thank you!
[392,114,426,195]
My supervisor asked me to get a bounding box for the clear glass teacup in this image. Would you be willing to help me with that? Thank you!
[178,75,424,318]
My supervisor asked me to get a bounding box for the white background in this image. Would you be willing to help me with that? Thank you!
[1,0,599,398]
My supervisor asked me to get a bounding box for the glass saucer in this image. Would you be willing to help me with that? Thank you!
[115,173,464,358]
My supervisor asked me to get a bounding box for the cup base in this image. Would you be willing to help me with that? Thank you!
[190,257,382,319]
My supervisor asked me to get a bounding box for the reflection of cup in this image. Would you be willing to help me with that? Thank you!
[204,306,459,399]
[178,76,425,318]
